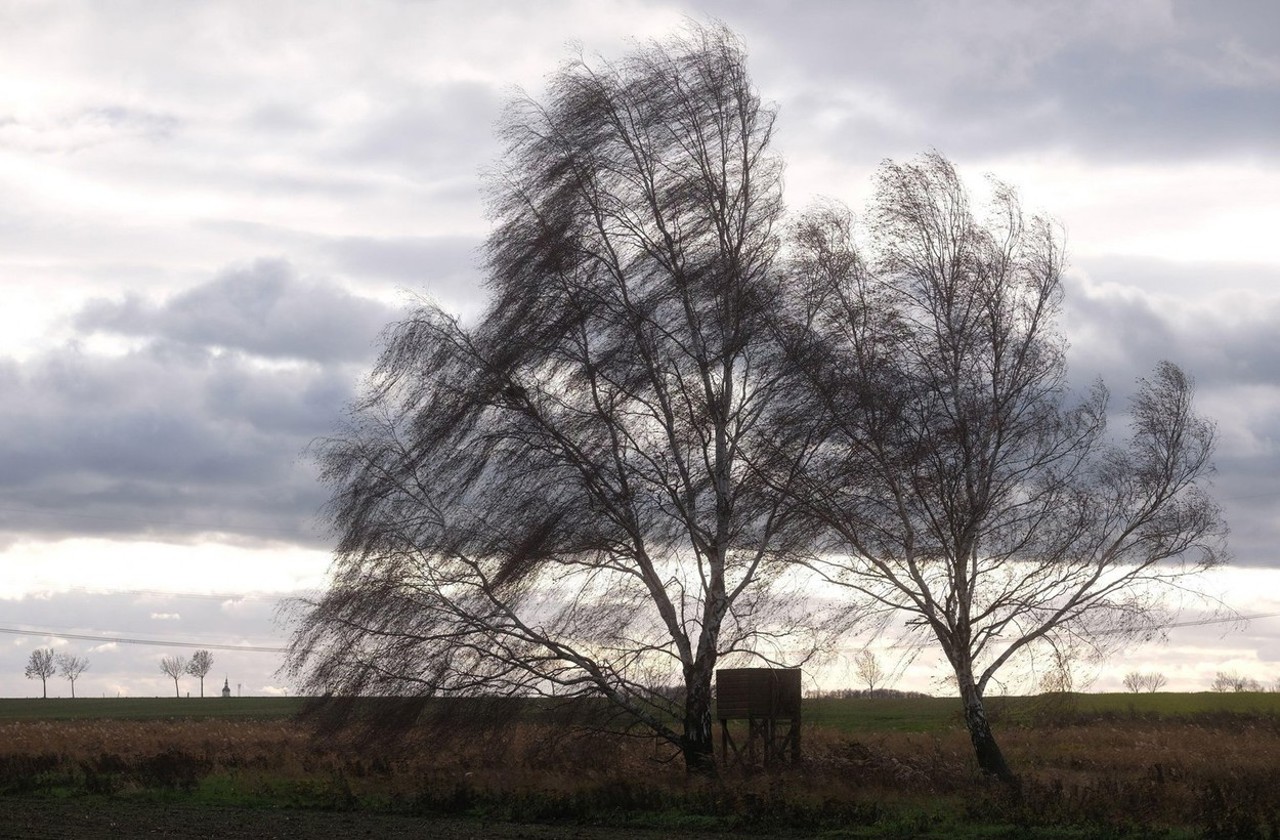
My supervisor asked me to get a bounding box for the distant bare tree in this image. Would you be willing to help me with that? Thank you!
[160,655,187,698]
[1123,671,1168,693]
[55,654,89,698]
[24,648,57,699]
[853,650,885,694]
[187,650,214,698]
[777,153,1226,782]
[1211,671,1262,692]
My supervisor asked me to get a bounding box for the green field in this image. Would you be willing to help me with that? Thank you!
[4,690,1279,726]
[0,695,305,721]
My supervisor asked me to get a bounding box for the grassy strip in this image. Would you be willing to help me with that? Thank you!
[0,696,304,721]
[4,712,1278,837]
[8,692,1280,726]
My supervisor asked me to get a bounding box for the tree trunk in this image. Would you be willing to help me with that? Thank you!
[41,679,46,699]
[959,678,1014,783]
[682,670,717,776]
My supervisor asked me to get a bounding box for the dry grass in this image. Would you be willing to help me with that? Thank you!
[2,713,1279,835]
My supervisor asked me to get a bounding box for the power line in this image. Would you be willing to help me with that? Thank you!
[0,625,286,654]
[27,586,290,603]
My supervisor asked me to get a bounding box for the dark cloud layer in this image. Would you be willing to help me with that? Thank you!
[76,259,394,364]
[0,263,401,546]
[195,221,486,313]
[1060,262,1280,569]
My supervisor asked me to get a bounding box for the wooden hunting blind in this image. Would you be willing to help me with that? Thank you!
[715,668,801,767]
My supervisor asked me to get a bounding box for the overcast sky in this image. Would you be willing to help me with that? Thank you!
[2,0,1278,698]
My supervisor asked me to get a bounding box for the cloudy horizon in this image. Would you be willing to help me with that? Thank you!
[3,0,1279,698]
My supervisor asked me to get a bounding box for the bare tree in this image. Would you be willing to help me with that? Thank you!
[776,153,1225,782]
[55,654,89,699]
[24,648,57,699]
[287,25,829,776]
[187,650,214,698]
[1126,671,1169,693]
[1212,671,1261,692]
[1038,645,1077,695]
[853,649,885,694]
[160,655,186,697]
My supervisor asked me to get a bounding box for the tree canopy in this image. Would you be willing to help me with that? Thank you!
[287,24,829,775]
[777,153,1225,779]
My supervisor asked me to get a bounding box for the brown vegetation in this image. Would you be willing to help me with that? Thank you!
[3,713,1280,835]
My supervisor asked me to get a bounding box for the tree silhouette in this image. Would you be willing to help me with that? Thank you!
[24,648,57,699]
[56,654,89,699]
[287,24,829,776]
[187,650,214,698]
[777,153,1225,782]
[160,655,186,698]
[854,650,885,694]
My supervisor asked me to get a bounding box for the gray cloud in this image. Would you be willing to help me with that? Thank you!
[338,81,504,177]
[1059,259,1280,569]
[1064,258,1280,391]
[76,259,396,364]
[712,0,1280,163]
[0,262,403,546]
[195,221,486,312]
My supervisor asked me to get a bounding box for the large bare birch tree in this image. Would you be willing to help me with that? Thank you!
[286,25,824,775]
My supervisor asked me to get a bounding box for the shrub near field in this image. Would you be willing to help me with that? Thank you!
[2,695,1280,838]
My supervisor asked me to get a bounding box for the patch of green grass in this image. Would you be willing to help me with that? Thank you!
[0,696,304,721]
[802,692,1280,734]
[802,696,962,733]
[1070,691,1280,715]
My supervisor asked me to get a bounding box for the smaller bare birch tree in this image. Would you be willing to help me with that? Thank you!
[775,153,1226,782]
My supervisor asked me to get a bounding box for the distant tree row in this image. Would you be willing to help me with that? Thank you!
[159,650,216,697]
[22,648,216,698]
[1122,671,1169,693]
[23,649,89,698]
[1210,670,1280,693]
[1121,669,1280,693]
